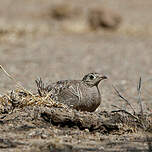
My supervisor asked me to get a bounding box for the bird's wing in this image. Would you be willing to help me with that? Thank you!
[54,80,82,105]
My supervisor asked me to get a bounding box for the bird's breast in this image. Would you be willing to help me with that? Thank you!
[79,86,101,112]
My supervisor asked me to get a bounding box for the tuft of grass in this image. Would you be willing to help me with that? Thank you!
[0,65,66,114]
[112,85,136,114]
[112,77,152,131]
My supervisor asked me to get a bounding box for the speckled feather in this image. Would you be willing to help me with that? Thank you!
[45,73,107,112]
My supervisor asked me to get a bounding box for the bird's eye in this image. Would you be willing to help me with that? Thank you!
[89,75,95,80]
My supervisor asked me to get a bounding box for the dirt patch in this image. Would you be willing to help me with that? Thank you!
[0,80,152,151]
[0,0,152,151]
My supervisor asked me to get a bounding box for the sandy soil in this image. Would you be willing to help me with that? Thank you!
[0,0,152,151]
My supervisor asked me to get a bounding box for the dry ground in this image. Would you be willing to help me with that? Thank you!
[0,0,152,151]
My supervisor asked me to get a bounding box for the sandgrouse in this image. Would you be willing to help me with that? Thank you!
[37,73,107,112]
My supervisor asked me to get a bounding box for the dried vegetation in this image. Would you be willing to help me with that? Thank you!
[0,65,152,134]
[0,65,152,151]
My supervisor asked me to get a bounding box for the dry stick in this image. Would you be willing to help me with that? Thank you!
[111,104,123,110]
[111,109,139,120]
[0,65,21,86]
[112,85,136,115]
[111,105,139,120]
[0,65,33,95]
[137,77,146,130]
[137,77,143,115]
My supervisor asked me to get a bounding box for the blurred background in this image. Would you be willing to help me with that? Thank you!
[0,0,152,111]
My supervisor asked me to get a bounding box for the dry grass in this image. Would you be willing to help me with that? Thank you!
[0,65,152,134]
[0,65,152,152]
[112,77,152,131]
[0,65,66,114]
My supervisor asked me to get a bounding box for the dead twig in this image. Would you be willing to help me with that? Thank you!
[0,65,33,96]
[112,85,136,114]
[137,77,143,116]
[111,109,139,120]
[111,104,122,110]
[137,77,147,130]
[35,77,44,97]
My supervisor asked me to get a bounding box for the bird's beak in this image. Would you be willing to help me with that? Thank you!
[100,75,108,80]
[95,75,107,86]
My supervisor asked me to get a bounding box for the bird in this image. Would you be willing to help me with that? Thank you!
[36,72,107,112]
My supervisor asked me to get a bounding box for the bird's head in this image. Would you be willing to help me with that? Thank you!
[82,72,107,87]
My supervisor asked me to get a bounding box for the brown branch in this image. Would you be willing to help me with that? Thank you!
[112,85,136,114]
